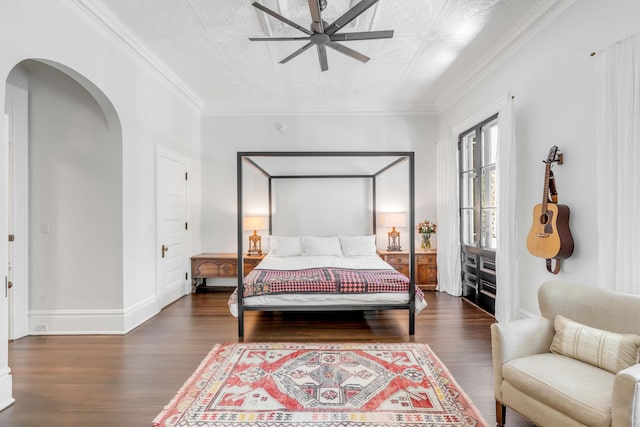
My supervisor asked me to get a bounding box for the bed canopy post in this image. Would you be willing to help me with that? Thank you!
[268,178,273,235]
[237,153,245,338]
[408,152,416,335]
[372,177,377,235]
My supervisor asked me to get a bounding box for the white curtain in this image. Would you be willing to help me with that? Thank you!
[495,96,520,322]
[436,140,462,296]
[595,33,640,294]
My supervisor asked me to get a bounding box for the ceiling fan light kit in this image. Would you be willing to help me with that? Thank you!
[250,0,393,72]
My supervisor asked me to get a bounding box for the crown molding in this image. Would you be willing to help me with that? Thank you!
[202,109,439,117]
[72,0,205,112]
[435,0,576,113]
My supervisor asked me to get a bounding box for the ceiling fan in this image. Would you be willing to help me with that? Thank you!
[249,0,394,71]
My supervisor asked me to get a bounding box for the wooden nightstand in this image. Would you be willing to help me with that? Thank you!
[415,249,437,290]
[378,250,410,277]
[378,249,438,291]
[190,253,266,292]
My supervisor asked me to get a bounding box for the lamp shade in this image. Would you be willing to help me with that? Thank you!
[382,213,406,227]
[243,216,267,231]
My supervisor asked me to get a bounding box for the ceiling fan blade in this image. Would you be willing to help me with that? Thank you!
[324,0,379,35]
[252,2,313,36]
[249,37,310,41]
[327,41,369,63]
[308,0,324,33]
[317,44,329,71]
[279,42,314,64]
[330,30,394,41]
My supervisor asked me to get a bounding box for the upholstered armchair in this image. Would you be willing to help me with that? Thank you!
[491,281,640,426]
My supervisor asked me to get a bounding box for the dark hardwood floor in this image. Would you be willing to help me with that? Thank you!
[0,290,534,426]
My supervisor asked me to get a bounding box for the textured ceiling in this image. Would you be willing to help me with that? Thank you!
[85,0,556,114]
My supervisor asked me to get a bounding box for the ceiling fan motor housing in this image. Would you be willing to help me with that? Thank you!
[249,0,394,71]
[310,33,330,45]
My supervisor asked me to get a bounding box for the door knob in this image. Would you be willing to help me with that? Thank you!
[7,281,12,289]
[162,244,169,258]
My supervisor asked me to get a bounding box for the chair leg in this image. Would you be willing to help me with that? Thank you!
[496,400,506,427]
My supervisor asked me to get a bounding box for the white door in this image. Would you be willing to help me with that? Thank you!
[5,83,28,340]
[156,146,188,309]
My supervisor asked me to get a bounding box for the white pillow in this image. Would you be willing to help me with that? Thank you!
[339,235,377,256]
[301,236,343,257]
[550,315,640,374]
[268,236,302,257]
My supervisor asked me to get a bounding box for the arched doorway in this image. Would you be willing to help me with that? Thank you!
[5,59,123,339]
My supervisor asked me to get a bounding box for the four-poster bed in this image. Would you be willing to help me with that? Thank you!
[234,152,422,337]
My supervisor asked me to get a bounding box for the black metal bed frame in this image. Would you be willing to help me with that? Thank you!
[236,151,416,337]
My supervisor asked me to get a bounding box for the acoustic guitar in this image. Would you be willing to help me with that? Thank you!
[526,146,574,267]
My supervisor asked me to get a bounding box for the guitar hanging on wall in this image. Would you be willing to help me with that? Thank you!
[526,146,574,274]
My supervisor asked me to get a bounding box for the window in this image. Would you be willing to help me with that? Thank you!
[460,116,498,249]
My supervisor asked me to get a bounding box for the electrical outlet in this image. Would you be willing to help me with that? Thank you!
[34,323,48,332]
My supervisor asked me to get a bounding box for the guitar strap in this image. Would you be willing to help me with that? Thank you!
[546,258,561,274]
[546,169,560,273]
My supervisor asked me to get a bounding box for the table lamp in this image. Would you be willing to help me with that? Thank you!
[382,213,406,251]
[243,216,267,255]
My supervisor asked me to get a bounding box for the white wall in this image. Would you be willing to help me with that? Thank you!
[438,0,640,316]
[0,0,202,407]
[202,114,438,254]
[1,0,202,324]
[376,161,413,250]
[24,60,123,313]
[271,178,372,237]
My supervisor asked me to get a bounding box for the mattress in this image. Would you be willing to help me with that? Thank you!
[228,255,427,317]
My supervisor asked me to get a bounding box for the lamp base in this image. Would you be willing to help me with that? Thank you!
[248,231,262,256]
[387,228,401,252]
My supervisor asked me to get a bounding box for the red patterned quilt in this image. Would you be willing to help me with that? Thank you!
[228,267,424,304]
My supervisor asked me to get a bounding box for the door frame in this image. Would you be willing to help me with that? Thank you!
[5,83,28,340]
[155,144,189,310]
[458,114,499,314]
[1,112,15,411]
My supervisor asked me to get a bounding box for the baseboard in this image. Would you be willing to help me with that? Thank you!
[158,282,189,311]
[0,367,15,411]
[29,308,126,335]
[123,295,159,333]
[125,283,189,332]
[27,286,188,335]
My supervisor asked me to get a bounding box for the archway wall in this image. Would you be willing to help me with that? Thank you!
[9,59,124,320]
[0,1,203,334]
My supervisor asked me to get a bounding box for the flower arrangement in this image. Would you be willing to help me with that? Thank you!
[416,220,437,235]
[417,220,437,249]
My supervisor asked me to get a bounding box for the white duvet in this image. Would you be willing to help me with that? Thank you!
[229,255,427,317]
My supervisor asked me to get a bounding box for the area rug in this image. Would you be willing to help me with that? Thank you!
[153,342,488,427]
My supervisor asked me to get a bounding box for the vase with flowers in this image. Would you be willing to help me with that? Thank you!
[417,220,437,249]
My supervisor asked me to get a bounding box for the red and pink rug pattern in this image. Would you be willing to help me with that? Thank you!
[153,342,488,427]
